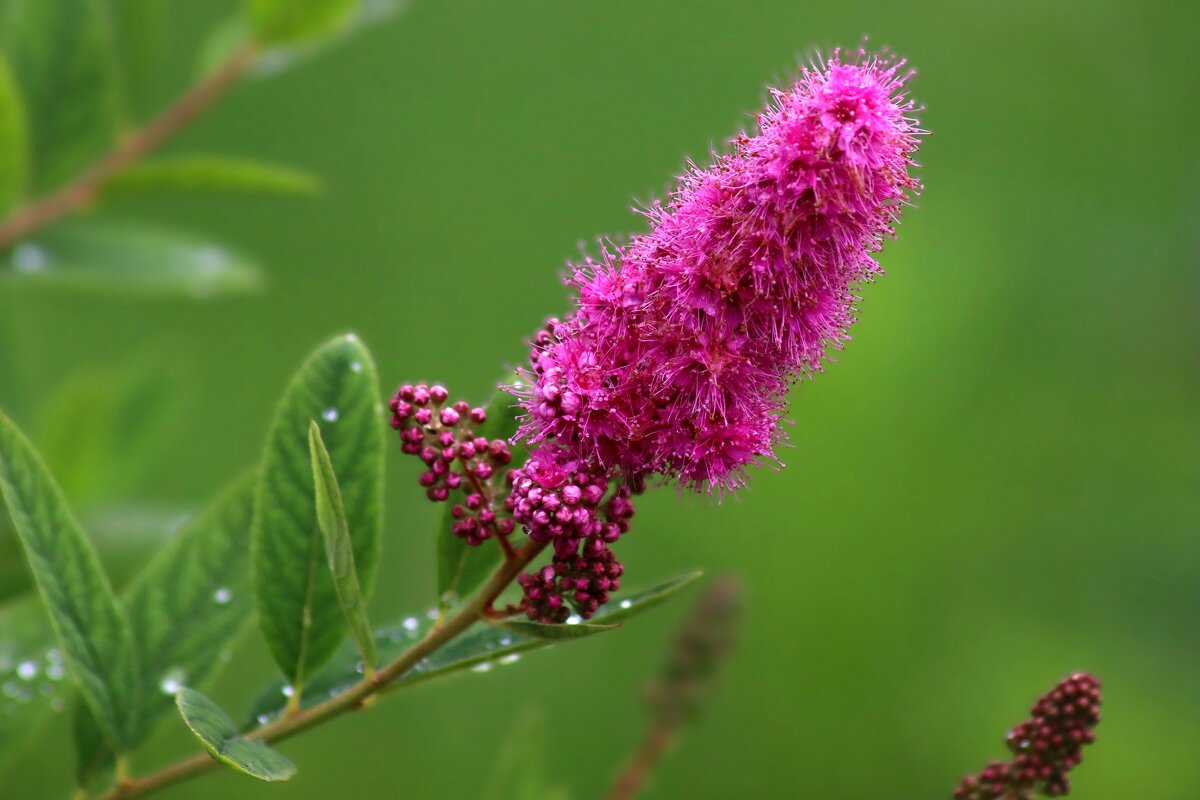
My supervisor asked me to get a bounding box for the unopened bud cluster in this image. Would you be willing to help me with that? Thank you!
[389,384,515,545]
[954,673,1102,799]
[509,448,635,622]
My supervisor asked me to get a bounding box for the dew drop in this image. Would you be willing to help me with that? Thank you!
[256,714,270,726]
[12,243,48,273]
[16,661,37,681]
[498,637,513,647]
[2,682,25,701]
[45,662,65,681]
[471,662,494,673]
[212,587,233,604]
[159,668,186,695]
[425,608,439,620]
[566,615,582,625]
[498,654,520,666]
[281,684,295,698]
[321,408,339,423]
[402,617,419,633]
[350,361,364,373]
[619,599,632,609]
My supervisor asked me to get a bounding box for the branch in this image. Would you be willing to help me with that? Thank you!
[0,42,261,250]
[93,540,547,800]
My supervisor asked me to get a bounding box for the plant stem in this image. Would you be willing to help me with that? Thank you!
[93,540,546,800]
[0,42,261,250]
[606,722,675,800]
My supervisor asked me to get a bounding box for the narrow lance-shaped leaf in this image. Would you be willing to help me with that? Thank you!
[252,335,384,694]
[196,1,404,80]
[0,220,263,298]
[0,53,29,216]
[72,478,258,787]
[247,0,357,45]
[102,155,321,199]
[176,688,295,782]
[0,412,138,748]
[437,374,530,610]
[0,0,120,193]
[309,421,376,672]
[247,572,703,724]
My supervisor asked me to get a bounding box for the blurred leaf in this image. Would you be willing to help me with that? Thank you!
[247,0,357,44]
[0,54,29,215]
[105,0,165,122]
[36,364,177,505]
[0,0,120,193]
[247,572,702,725]
[0,220,263,297]
[0,411,137,749]
[103,154,320,199]
[73,478,256,786]
[197,1,404,80]
[176,688,296,782]
[252,335,384,693]
[437,375,529,611]
[309,422,376,671]
[0,597,60,782]
[483,710,571,800]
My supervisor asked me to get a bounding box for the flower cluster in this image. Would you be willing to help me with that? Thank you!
[513,50,922,492]
[509,446,635,622]
[954,673,1102,799]
[389,384,515,546]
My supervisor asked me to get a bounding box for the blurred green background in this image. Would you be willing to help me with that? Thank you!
[3,0,1200,797]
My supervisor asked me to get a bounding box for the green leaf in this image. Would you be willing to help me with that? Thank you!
[0,0,120,193]
[0,411,137,748]
[483,710,571,800]
[246,572,702,725]
[437,375,529,610]
[105,0,166,122]
[309,422,376,671]
[0,597,61,781]
[0,54,29,216]
[247,0,357,44]
[176,688,296,782]
[0,219,263,297]
[196,1,403,80]
[102,154,321,199]
[497,619,619,640]
[36,364,178,505]
[72,478,257,786]
[252,335,384,693]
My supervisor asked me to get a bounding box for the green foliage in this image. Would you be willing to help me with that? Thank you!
[103,155,321,199]
[0,54,28,216]
[248,0,357,45]
[0,0,120,193]
[105,0,166,122]
[36,365,177,506]
[308,422,376,671]
[247,572,703,724]
[197,0,402,80]
[252,335,384,692]
[0,412,137,749]
[497,619,620,640]
[0,220,263,297]
[0,597,58,781]
[72,478,257,785]
[437,375,529,610]
[176,688,296,782]
[483,711,571,800]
